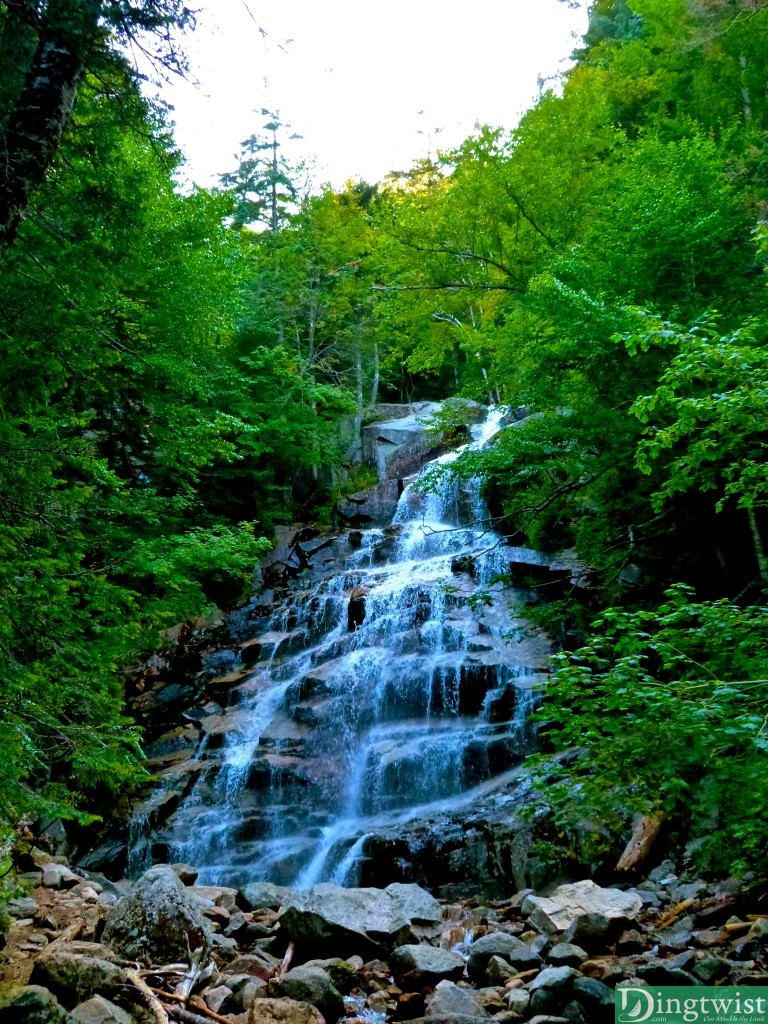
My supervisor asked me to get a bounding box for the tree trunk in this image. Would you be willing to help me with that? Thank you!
[747,506,768,584]
[354,344,363,436]
[740,54,752,122]
[370,342,380,407]
[0,2,99,249]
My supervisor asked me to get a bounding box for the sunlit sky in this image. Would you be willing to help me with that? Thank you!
[153,0,589,190]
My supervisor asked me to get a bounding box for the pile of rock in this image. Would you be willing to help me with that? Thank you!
[2,857,767,1024]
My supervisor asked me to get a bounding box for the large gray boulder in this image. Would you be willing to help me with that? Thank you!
[0,987,77,1024]
[276,966,345,1023]
[30,953,125,1010]
[101,864,211,962]
[391,945,465,988]
[425,981,489,1018]
[522,880,642,935]
[279,882,442,960]
[467,932,542,983]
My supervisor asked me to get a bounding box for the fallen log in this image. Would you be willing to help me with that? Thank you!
[616,813,665,872]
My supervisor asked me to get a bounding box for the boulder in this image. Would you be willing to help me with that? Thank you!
[303,958,361,994]
[7,896,39,918]
[571,977,615,1015]
[0,986,77,1024]
[562,914,611,951]
[547,943,588,968]
[279,883,442,960]
[484,955,517,985]
[529,967,580,993]
[170,862,199,885]
[246,998,326,1024]
[101,864,211,962]
[70,996,132,1024]
[391,945,466,987]
[276,966,345,1023]
[42,864,80,890]
[242,881,293,911]
[504,990,530,1017]
[336,480,401,528]
[467,932,542,983]
[425,981,490,1018]
[30,953,126,1009]
[523,881,642,935]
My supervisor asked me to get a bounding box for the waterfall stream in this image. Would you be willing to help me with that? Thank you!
[131,407,549,888]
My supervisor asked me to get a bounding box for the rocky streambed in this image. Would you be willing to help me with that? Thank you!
[2,847,767,1024]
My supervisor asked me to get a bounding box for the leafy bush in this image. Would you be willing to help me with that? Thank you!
[527,585,768,874]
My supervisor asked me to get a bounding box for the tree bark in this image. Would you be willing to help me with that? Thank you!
[616,812,665,872]
[747,506,768,584]
[370,342,380,407]
[0,1,100,249]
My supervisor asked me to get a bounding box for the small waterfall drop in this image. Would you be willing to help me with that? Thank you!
[132,406,548,887]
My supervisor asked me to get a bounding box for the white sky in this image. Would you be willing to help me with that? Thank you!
[156,0,589,190]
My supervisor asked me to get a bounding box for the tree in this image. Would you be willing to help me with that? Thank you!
[220,111,306,232]
[0,0,193,247]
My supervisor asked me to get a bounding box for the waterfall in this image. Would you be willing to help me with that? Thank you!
[131,406,548,887]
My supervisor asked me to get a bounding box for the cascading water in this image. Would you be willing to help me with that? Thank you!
[132,406,549,888]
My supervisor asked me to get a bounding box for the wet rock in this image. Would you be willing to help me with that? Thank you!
[336,480,401,528]
[276,965,345,1023]
[30,953,126,1009]
[304,958,361,994]
[529,967,580,993]
[527,1017,569,1024]
[425,980,490,1018]
[561,1002,587,1024]
[204,985,238,1014]
[548,943,588,968]
[523,881,642,935]
[279,883,442,960]
[562,914,612,951]
[748,918,768,942]
[42,864,80,890]
[70,996,132,1024]
[101,864,211,962]
[692,954,729,983]
[171,862,198,884]
[467,932,543,983]
[0,986,77,1024]
[571,976,615,1015]
[636,960,700,986]
[616,929,647,955]
[396,992,426,1019]
[391,945,466,987]
[648,860,677,883]
[407,1016,490,1024]
[504,990,530,1017]
[228,953,279,981]
[348,587,368,631]
[241,881,293,911]
[485,955,517,985]
[246,998,326,1024]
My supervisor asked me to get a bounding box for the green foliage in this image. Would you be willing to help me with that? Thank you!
[629,313,768,513]
[527,586,768,874]
[0,61,353,838]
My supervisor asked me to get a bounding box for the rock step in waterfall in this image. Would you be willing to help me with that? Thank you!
[120,401,556,892]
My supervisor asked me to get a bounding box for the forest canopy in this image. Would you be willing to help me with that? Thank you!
[2,0,768,873]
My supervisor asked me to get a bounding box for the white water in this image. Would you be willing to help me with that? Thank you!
[131,406,546,886]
